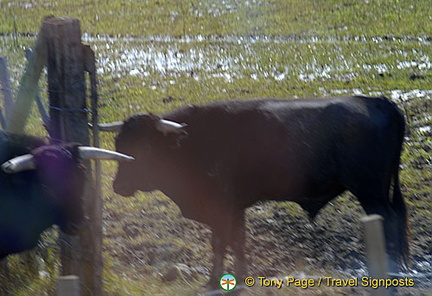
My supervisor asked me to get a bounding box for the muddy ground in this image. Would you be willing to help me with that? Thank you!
[103,187,431,295]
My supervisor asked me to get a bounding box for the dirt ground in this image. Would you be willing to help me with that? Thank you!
[104,188,431,295]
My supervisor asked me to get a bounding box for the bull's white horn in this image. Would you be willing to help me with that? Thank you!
[96,121,124,132]
[78,147,134,162]
[156,119,187,135]
[1,154,36,174]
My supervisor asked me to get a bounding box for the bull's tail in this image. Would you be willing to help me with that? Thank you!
[390,106,410,271]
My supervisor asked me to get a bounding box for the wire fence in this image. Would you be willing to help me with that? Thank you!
[1,48,123,133]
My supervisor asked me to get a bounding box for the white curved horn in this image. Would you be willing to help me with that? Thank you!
[1,154,36,174]
[156,119,187,135]
[78,147,134,162]
[96,121,124,132]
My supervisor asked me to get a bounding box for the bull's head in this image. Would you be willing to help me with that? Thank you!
[1,145,133,235]
[102,113,187,197]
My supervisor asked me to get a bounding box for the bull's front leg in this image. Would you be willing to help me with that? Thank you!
[231,210,246,282]
[209,231,228,289]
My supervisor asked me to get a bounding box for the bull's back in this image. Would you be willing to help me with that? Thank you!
[166,96,403,162]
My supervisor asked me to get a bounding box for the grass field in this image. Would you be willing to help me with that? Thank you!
[0,0,431,295]
[1,0,431,38]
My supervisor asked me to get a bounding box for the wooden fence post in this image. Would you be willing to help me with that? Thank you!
[360,214,389,296]
[42,16,102,296]
[57,275,81,296]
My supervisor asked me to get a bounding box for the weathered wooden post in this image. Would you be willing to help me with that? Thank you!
[57,275,81,296]
[42,16,102,296]
[361,214,389,296]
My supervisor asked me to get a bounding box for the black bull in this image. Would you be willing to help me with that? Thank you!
[0,132,132,258]
[112,96,408,286]
[0,133,85,258]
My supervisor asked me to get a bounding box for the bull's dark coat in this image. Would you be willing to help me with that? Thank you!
[0,132,86,258]
[113,96,407,286]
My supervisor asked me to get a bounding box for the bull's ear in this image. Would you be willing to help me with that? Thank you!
[168,129,188,149]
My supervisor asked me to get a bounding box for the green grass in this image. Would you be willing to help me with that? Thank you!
[0,0,431,295]
[1,0,431,38]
